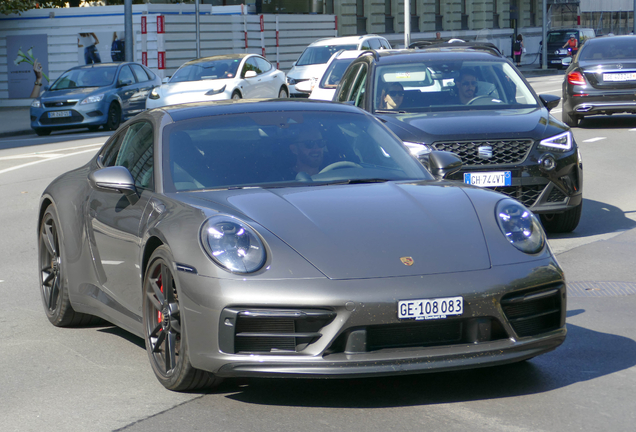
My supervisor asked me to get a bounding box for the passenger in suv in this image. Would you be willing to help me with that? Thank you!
[333,44,583,233]
[543,28,596,68]
[286,35,391,97]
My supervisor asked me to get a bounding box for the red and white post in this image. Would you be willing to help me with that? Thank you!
[157,15,166,74]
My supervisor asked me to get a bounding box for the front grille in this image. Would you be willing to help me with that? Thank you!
[44,101,77,108]
[547,187,567,203]
[367,320,463,350]
[221,308,337,354]
[492,185,545,207]
[39,110,84,125]
[500,285,564,337]
[432,139,534,166]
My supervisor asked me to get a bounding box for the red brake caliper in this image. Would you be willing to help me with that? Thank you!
[157,273,163,325]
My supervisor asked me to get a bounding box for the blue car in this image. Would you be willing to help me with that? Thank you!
[30,62,161,136]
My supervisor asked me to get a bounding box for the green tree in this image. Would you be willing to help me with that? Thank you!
[1,0,71,15]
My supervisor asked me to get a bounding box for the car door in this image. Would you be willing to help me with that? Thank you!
[254,56,283,97]
[238,57,261,98]
[347,63,369,109]
[130,63,155,113]
[87,121,155,320]
[335,63,363,102]
[116,65,140,117]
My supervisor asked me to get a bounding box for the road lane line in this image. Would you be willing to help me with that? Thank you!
[583,137,607,142]
[0,148,98,175]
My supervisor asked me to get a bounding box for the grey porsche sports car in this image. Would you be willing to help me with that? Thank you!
[38,99,567,391]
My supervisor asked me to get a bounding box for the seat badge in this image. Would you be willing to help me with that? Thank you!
[478,146,493,159]
[400,257,414,266]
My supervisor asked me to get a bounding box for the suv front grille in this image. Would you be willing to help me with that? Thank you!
[432,139,534,166]
[492,185,544,208]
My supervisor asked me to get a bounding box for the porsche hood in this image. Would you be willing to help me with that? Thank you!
[200,182,491,279]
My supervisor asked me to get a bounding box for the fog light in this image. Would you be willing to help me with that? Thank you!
[539,154,556,172]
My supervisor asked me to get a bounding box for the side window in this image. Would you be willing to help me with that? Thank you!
[118,65,136,85]
[348,64,368,108]
[361,40,372,50]
[131,64,150,82]
[242,58,263,77]
[100,131,126,167]
[336,64,362,102]
[381,39,392,49]
[369,39,382,50]
[255,57,273,73]
[115,122,154,189]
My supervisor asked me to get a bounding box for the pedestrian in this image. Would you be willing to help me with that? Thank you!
[513,34,524,67]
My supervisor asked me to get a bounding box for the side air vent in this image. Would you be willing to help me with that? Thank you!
[500,284,564,337]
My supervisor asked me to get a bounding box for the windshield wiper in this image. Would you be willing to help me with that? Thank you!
[319,178,392,186]
[375,109,408,114]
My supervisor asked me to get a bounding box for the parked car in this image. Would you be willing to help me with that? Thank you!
[562,35,636,127]
[286,35,391,97]
[38,99,566,391]
[542,28,596,69]
[30,62,160,136]
[334,44,583,233]
[295,50,366,100]
[146,54,288,109]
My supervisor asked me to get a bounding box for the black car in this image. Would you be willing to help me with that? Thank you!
[334,45,583,233]
[542,28,596,69]
[562,35,636,127]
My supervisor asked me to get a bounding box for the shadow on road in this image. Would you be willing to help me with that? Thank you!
[548,198,636,240]
[578,115,636,129]
[213,315,635,408]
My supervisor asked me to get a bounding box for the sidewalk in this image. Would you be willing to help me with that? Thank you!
[0,64,561,139]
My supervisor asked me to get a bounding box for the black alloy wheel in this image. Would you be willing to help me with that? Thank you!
[104,103,121,131]
[142,246,220,391]
[39,205,96,326]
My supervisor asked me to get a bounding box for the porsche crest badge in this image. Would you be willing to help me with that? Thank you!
[400,257,414,266]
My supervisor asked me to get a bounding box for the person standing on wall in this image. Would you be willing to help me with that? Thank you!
[78,33,101,64]
[513,34,524,67]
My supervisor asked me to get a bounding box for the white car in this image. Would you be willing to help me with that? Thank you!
[286,35,391,97]
[295,50,366,101]
[146,54,288,109]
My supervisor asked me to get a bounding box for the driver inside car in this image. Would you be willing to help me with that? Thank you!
[454,70,479,104]
[289,126,327,177]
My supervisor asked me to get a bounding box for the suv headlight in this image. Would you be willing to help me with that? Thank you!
[287,77,298,85]
[403,141,432,156]
[80,94,104,105]
[539,131,573,152]
[200,215,266,273]
[496,199,545,254]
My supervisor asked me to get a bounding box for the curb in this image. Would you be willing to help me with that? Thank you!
[0,129,34,139]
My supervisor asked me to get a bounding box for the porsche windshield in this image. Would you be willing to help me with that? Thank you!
[50,67,117,90]
[373,59,539,113]
[170,59,241,83]
[163,111,431,192]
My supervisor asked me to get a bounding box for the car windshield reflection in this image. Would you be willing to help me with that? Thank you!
[50,66,118,90]
[170,59,241,83]
[163,111,432,192]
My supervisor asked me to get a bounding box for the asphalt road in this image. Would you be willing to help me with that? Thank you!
[1,85,635,431]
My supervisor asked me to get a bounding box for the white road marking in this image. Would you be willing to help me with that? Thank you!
[630,128,636,132]
[0,147,99,175]
[583,137,607,142]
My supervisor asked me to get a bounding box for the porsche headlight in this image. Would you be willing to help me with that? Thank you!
[200,215,266,273]
[539,131,572,152]
[80,94,104,105]
[496,199,545,254]
[149,88,161,100]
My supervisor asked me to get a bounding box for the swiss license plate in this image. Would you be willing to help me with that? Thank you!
[48,111,71,118]
[464,171,511,187]
[398,296,463,320]
[603,72,636,82]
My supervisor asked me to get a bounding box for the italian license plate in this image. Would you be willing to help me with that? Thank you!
[603,72,636,82]
[464,171,511,187]
[48,111,71,118]
[398,296,463,320]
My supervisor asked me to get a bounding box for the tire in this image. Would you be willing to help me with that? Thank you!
[278,86,289,98]
[104,102,121,131]
[562,109,579,127]
[142,246,222,391]
[34,128,51,136]
[39,205,99,327]
[231,91,242,100]
[540,202,582,233]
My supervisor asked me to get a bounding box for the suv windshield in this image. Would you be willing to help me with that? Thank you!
[373,59,538,112]
[170,59,241,83]
[547,31,576,45]
[297,45,357,66]
[50,67,117,90]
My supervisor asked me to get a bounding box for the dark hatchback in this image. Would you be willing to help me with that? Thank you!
[562,35,636,127]
[30,62,161,136]
[334,45,583,233]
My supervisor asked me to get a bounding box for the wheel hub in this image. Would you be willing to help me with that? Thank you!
[161,306,171,330]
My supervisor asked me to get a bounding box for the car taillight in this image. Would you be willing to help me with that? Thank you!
[567,71,586,86]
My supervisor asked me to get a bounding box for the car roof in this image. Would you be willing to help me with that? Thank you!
[310,35,386,46]
[184,54,249,65]
[160,99,369,122]
[364,47,506,64]
[72,62,127,70]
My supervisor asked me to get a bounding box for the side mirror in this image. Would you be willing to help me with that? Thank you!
[425,151,463,179]
[162,77,170,83]
[43,85,50,91]
[244,70,257,78]
[88,166,139,205]
[295,79,313,93]
[539,94,561,111]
